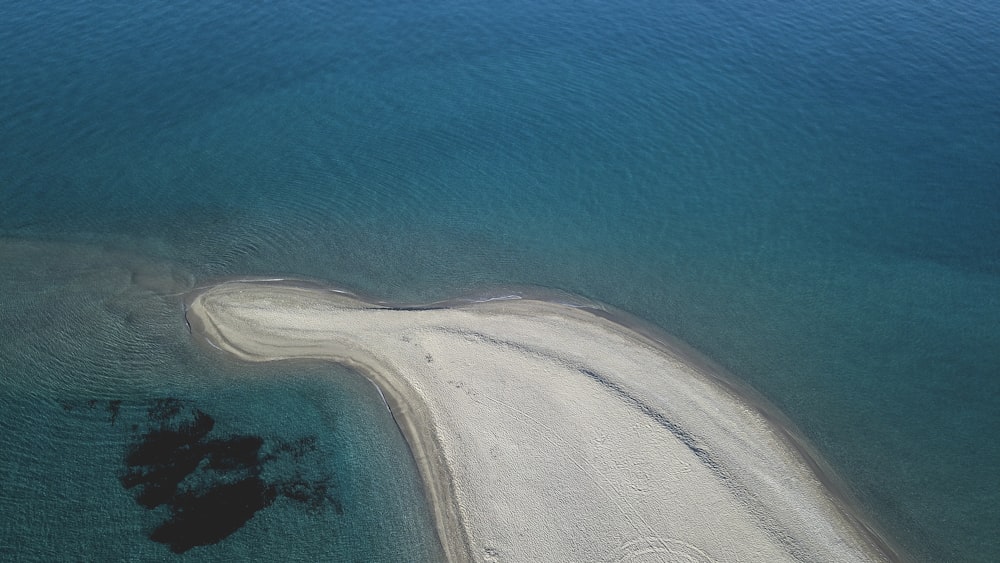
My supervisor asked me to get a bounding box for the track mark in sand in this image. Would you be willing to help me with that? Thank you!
[478,393,657,541]
[614,536,715,563]
[577,369,722,474]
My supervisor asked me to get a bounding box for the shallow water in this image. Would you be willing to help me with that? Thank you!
[0,243,443,560]
[1,0,998,560]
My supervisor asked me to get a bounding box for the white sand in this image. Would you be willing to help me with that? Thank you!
[186,280,893,562]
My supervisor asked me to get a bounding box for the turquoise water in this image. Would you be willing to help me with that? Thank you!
[0,242,443,560]
[1,0,998,560]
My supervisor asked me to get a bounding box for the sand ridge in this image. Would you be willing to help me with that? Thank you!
[186,280,894,562]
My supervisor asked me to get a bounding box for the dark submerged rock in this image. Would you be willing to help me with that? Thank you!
[116,398,338,553]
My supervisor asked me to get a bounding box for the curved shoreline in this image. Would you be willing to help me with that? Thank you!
[186,279,902,562]
[185,279,475,562]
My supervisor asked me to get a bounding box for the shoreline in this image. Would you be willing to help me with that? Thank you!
[185,278,903,562]
[185,279,475,562]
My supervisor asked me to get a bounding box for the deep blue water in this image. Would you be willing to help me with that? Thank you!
[1,0,998,560]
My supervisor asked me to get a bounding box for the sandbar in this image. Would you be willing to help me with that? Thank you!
[185,280,896,562]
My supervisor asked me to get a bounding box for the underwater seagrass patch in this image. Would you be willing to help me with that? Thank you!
[111,398,342,553]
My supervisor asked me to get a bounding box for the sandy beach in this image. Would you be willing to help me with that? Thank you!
[186,280,896,562]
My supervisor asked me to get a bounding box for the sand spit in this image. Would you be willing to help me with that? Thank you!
[186,280,893,562]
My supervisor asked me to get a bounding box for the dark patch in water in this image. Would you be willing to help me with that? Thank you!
[277,476,339,512]
[113,399,337,554]
[204,435,265,472]
[59,398,100,412]
[148,477,278,553]
[107,400,122,425]
[267,435,318,460]
[122,408,216,510]
[148,398,184,424]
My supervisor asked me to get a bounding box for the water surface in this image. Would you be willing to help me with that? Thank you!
[1,0,998,560]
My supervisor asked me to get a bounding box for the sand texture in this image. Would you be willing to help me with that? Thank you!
[186,280,891,562]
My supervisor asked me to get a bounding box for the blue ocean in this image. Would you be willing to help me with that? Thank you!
[1,0,997,560]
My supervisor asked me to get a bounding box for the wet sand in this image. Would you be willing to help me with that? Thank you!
[186,280,896,562]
